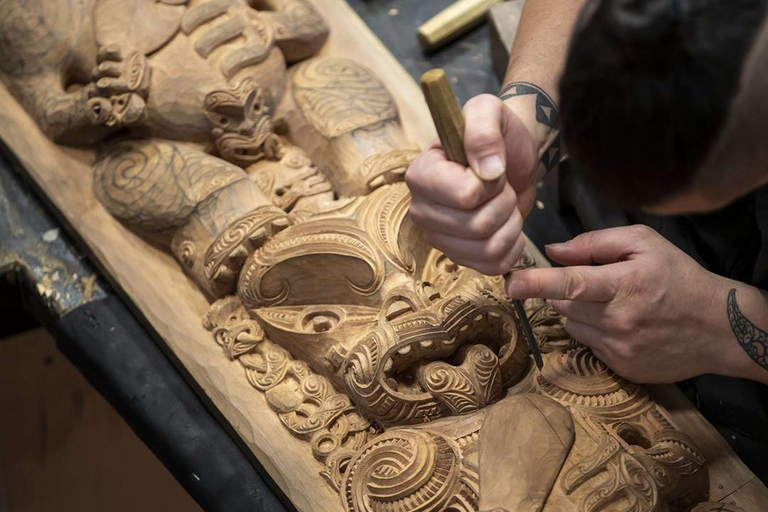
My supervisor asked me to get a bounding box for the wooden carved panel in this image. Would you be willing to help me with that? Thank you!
[0,1,727,510]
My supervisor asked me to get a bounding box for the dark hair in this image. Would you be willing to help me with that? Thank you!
[559,0,768,208]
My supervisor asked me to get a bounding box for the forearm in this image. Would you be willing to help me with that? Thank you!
[504,0,583,100]
[501,0,585,171]
[710,276,768,385]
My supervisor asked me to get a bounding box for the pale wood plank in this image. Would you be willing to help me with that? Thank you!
[0,0,765,509]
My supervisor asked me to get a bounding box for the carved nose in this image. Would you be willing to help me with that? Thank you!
[239,119,255,135]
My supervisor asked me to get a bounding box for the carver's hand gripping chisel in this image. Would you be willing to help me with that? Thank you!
[420,68,544,370]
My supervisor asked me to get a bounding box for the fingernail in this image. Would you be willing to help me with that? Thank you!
[545,242,568,251]
[476,155,505,180]
[506,279,527,298]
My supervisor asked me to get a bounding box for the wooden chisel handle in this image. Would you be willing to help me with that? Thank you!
[419,68,544,370]
[421,69,469,167]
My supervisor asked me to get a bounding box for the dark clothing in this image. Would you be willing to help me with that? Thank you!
[632,185,768,483]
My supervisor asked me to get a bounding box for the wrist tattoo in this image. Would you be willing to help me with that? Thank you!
[499,82,563,172]
[727,288,768,371]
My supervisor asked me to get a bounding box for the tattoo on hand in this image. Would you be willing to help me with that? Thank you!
[727,288,768,371]
[499,82,563,172]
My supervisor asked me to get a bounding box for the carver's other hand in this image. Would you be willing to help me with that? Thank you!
[405,94,539,276]
[506,225,731,384]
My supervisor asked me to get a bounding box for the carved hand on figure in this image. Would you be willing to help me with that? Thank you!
[405,95,539,277]
[505,225,751,384]
[85,44,150,128]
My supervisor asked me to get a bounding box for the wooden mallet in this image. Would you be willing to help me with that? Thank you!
[420,68,544,370]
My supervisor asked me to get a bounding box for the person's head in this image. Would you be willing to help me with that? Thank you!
[559,0,768,214]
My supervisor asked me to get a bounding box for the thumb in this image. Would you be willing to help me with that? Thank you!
[545,226,651,266]
[463,94,508,180]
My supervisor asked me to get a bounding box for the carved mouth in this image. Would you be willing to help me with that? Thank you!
[217,117,275,163]
[381,305,517,395]
[233,144,264,160]
[341,292,529,425]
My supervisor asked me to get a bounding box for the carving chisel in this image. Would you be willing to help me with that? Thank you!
[420,68,544,370]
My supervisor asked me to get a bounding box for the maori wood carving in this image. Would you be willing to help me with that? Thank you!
[0,1,715,510]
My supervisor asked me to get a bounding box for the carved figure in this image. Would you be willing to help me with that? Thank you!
[0,1,714,510]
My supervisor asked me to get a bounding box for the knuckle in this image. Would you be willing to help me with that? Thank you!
[549,300,566,316]
[573,230,596,247]
[629,224,654,240]
[503,186,519,209]
[404,165,417,186]
[472,210,500,238]
[456,183,483,209]
[404,172,421,194]
[408,203,425,223]
[504,242,525,270]
[484,263,506,276]
[618,270,643,298]
[608,311,635,335]
[526,274,543,297]
[485,237,511,262]
[464,93,499,113]
[496,253,518,276]
[611,363,631,380]
[466,127,502,152]
[619,343,636,360]
[424,233,446,253]
[563,270,587,300]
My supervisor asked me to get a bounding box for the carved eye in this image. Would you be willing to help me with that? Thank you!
[385,298,416,321]
[420,282,441,302]
[218,115,230,127]
[301,310,342,333]
[252,101,261,112]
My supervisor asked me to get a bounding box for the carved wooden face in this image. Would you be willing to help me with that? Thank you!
[235,183,532,426]
[142,1,288,143]
[86,93,147,128]
[204,78,279,166]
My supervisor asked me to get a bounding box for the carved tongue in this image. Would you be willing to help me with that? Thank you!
[478,394,574,512]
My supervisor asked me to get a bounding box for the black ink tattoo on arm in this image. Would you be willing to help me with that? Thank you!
[727,288,768,371]
[499,82,563,172]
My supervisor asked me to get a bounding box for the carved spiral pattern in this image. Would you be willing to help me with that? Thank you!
[177,240,196,268]
[360,149,420,190]
[94,141,244,233]
[579,453,657,512]
[419,345,502,414]
[342,430,466,512]
[292,57,398,138]
[537,347,649,419]
[94,142,188,231]
[205,297,376,490]
[203,205,290,279]
[421,365,478,412]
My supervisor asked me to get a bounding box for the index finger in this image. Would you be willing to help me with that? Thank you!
[405,147,505,210]
[505,265,619,302]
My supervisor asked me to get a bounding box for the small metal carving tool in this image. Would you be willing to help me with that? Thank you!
[420,68,544,370]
